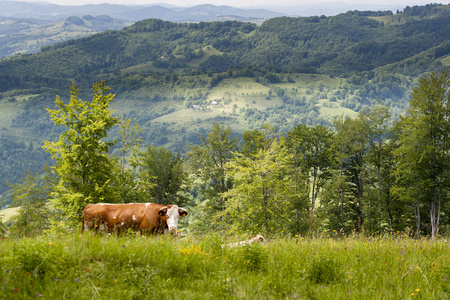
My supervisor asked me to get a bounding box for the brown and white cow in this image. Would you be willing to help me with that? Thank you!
[82,203,188,235]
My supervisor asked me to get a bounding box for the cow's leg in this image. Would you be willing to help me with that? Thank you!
[114,224,120,236]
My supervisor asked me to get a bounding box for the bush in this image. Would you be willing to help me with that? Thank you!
[306,256,341,284]
[199,232,224,255]
[239,243,267,271]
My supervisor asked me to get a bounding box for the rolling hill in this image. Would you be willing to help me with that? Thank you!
[0,1,284,23]
[0,4,449,201]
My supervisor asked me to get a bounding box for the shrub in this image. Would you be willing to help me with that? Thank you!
[306,256,341,284]
[199,232,224,255]
[240,243,267,271]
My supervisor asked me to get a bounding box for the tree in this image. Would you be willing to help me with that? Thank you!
[380,137,404,231]
[139,145,187,206]
[319,115,358,232]
[7,165,57,236]
[186,123,238,231]
[285,124,334,221]
[283,128,309,233]
[115,116,144,203]
[394,71,450,238]
[343,116,371,230]
[118,115,142,177]
[223,138,296,234]
[240,126,274,158]
[42,81,119,230]
[360,105,391,231]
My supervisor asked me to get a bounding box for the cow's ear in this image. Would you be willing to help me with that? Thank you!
[158,207,168,216]
[179,208,188,217]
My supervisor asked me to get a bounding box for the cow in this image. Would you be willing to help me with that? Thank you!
[221,235,265,248]
[81,203,188,235]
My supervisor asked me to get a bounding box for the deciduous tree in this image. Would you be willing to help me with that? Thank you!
[7,165,56,236]
[394,71,450,238]
[360,105,391,231]
[43,82,118,229]
[223,138,296,234]
[139,145,187,206]
[186,123,238,230]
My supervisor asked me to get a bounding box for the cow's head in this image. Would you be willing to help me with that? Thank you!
[158,205,188,233]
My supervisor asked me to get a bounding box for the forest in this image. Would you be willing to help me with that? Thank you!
[2,70,449,240]
[1,4,450,199]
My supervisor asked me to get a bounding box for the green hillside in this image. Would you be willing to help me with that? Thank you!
[0,4,449,199]
[1,5,449,92]
[0,206,20,223]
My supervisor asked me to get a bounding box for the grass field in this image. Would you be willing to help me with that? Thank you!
[0,232,448,299]
[440,54,450,67]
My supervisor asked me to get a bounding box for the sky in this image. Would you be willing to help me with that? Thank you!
[13,0,441,9]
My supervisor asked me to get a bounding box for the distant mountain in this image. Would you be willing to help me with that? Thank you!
[0,1,285,23]
[161,4,284,22]
[0,1,138,20]
[0,1,285,59]
[0,15,132,58]
[117,5,175,22]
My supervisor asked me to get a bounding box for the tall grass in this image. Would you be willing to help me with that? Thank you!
[0,233,448,299]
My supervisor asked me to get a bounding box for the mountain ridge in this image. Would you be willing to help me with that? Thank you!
[0,1,286,22]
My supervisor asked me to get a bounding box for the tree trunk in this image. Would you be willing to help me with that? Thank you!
[430,192,436,239]
[385,188,393,230]
[339,162,344,229]
[430,147,437,239]
[311,168,317,211]
[415,204,421,238]
[358,171,365,228]
[294,155,299,233]
[378,152,381,231]
[221,177,225,233]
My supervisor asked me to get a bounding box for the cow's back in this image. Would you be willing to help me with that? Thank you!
[82,203,167,234]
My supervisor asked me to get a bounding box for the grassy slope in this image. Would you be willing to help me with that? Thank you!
[0,94,45,143]
[150,75,356,134]
[0,72,357,152]
[0,207,20,223]
[0,233,448,299]
[440,54,450,66]
[0,73,353,142]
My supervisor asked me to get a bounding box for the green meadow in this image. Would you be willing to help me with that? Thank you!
[0,207,20,224]
[1,233,448,299]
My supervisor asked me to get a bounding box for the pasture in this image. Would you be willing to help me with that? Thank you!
[0,207,20,223]
[0,232,448,299]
